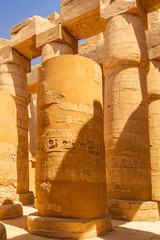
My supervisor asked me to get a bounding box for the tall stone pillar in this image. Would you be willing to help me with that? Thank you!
[103,13,156,221]
[147,60,160,201]
[0,41,34,205]
[0,90,23,219]
[28,55,112,239]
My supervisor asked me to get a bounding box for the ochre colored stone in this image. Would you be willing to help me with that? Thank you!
[28,213,111,239]
[0,223,6,240]
[28,55,112,238]
[103,14,149,74]
[148,60,160,201]
[107,199,160,221]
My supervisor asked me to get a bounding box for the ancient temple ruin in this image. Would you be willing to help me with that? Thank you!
[0,0,160,239]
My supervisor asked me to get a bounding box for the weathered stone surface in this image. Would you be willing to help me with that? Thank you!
[148,9,160,29]
[103,14,149,74]
[79,32,104,65]
[27,65,40,94]
[146,22,160,60]
[0,223,6,240]
[103,12,150,201]
[0,203,23,220]
[16,192,34,205]
[28,213,112,239]
[41,42,73,63]
[0,44,31,72]
[100,0,147,30]
[61,0,106,39]
[46,11,60,23]
[36,24,78,54]
[11,16,54,59]
[0,91,18,204]
[141,0,160,13]
[28,55,112,238]
[107,199,160,221]
[147,60,160,201]
[0,38,10,49]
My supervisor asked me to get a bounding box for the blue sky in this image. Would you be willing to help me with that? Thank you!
[0,0,61,65]
[0,1,85,66]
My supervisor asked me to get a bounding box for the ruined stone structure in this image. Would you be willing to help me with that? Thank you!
[0,0,160,239]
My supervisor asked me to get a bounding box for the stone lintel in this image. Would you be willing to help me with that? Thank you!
[60,0,147,40]
[36,23,78,54]
[141,0,160,13]
[100,0,147,30]
[0,45,31,72]
[28,213,112,239]
[61,0,106,39]
[10,16,54,60]
[146,22,160,59]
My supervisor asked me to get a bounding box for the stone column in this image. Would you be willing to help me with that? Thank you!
[0,90,23,219]
[0,42,34,205]
[103,13,155,221]
[147,60,160,201]
[41,42,73,63]
[28,55,112,239]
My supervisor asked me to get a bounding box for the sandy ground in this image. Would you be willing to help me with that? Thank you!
[1,205,160,240]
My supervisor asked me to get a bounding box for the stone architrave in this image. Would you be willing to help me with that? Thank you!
[28,55,112,239]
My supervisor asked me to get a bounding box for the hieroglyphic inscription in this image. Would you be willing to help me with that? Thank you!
[107,156,150,168]
[39,129,101,154]
[37,129,104,183]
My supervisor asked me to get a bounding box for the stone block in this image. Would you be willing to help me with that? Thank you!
[16,192,34,205]
[141,0,160,13]
[36,23,78,54]
[0,38,10,49]
[28,213,112,239]
[148,9,160,29]
[79,32,104,65]
[146,23,160,60]
[61,0,106,39]
[100,0,147,30]
[10,16,54,59]
[46,11,60,24]
[0,203,23,220]
[0,44,31,72]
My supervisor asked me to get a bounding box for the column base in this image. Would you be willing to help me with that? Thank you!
[0,202,23,220]
[28,213,112,239]
[107,199,160,221]
[0,223,6,239]
[16,192,35,205]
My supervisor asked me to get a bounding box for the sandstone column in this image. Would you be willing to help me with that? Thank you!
[0,90,23,219]
[148,61,160,200]
[103,13,153,220]
[0,41,34,205]
[28,55,112,239]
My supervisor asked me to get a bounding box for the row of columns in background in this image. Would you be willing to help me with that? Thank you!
[0,1,160,238]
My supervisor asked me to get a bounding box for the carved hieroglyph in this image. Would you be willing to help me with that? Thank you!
[103,14,151,201]
[28,55,112,239]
